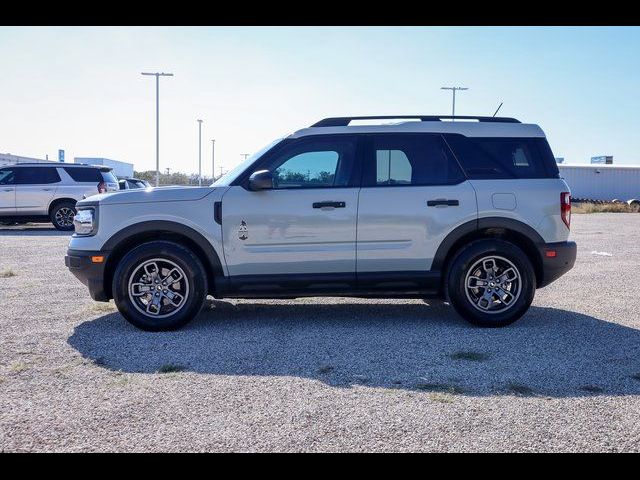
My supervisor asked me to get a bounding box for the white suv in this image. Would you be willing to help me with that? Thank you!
[0,163,118,230]
[65,115,576,330]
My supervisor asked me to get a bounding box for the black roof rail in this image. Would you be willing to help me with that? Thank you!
[311,115,521,127]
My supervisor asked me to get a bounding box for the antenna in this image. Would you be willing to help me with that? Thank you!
[493,102,503,117]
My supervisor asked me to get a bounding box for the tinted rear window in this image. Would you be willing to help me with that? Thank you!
[14,167,61,184]
[101,170,118,183]
[64,167,104,182]
[444,135,559,179]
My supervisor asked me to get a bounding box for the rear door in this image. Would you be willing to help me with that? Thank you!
[0,168,16,215]
[221,135,360,282]
[356,133,477,281]
[14,167,61,215]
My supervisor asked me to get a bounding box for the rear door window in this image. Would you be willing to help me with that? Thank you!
[364,134,465,186]
[14,167,61,184]
[64,167,103,182]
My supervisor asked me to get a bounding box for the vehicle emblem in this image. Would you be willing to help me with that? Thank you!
[238,220,248,241]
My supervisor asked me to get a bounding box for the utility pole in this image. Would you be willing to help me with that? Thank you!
[241,153,250,161]
[197,119,203,187]
[440,86,468,120]
[141,72,174,187]
[211,139,215,181]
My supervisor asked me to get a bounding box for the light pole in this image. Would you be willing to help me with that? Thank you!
[211,139,215,181]
[440,86,468,120]
[141,72,174,187]
[197,119,203,187]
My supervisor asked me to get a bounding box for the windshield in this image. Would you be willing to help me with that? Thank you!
[212,137,284,187]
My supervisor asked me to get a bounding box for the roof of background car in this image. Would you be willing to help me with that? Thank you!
[290,120,546,139]
[2,163,112,169]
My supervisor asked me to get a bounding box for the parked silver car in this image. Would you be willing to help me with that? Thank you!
[0,163,118,230]
[66,115,576,330]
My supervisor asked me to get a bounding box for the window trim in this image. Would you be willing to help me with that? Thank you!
[360,133,467,188]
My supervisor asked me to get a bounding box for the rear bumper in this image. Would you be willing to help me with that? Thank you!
[65,249,110,301]
[537,241,577,288]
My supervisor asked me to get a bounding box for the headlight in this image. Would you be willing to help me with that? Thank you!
[73,208,96,236]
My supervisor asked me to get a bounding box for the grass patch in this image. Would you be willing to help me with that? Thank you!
[9,361,29,373]
[88,302,117,313]
[580,385,604,393]
[449,351,490,362]
[0,269,16,278]
[157,363,186,374]
[572,202,638,214]
[429,392,455,404]
[317,365,334,374]
[506,382,534,396]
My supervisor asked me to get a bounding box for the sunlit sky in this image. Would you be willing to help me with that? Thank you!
[2,26,639,175]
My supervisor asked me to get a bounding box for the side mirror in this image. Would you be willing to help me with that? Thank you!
[248,170,273,191]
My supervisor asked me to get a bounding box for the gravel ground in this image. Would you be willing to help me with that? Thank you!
[1,215,639,452]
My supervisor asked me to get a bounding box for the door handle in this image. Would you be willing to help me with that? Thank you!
[313,201,346,209]
[42,188,53,191]
[2,188,12,192]
[427,199,459,207]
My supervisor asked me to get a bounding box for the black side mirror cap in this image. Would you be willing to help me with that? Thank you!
[248,170,274,191]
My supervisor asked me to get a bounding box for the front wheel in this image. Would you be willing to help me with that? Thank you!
[50,201,76,231]
[446,239,536,327]
[112,241,208,331]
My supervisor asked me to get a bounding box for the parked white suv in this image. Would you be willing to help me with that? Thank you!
[0,163,118,230]
[65,115,576,330]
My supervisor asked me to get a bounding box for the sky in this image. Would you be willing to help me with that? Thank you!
[1,26,640,176]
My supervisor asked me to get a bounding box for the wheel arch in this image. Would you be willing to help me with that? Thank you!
[48,197,78,216]
[433,217,545,288]
[102,221,224,299]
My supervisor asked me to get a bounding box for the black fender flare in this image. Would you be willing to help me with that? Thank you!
[102,220,224,288]
[431,217,545,273]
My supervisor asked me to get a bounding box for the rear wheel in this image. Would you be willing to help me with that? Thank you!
[50,201,76,231]
[112,241,208,331]
[446,239,536,327]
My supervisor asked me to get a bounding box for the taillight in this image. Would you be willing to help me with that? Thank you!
[561,192,571,229]
[97,181,107,193]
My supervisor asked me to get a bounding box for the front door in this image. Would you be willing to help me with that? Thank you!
[14,167,60,215]
[0,168,16,215]
[356,133,477,283]
[221,135,360,285]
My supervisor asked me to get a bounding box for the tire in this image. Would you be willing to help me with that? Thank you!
[50,201,76,231]
[112,241,208,331]
[445,239,536,328]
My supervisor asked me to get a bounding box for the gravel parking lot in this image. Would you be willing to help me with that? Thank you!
[1,214,639,452]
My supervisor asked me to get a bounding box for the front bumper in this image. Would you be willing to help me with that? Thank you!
[65,249,110,302]
[537,241,577,288]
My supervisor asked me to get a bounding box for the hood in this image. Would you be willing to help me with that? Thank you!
[79,186,216,206]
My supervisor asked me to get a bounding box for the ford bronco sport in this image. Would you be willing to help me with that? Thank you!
[65,115,576,330]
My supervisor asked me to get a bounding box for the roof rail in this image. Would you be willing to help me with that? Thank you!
[311,115,521,127]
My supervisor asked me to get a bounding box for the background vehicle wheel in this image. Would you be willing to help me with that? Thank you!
[50,201,76,231]
[112,241,208,331]
[445,239,536,327]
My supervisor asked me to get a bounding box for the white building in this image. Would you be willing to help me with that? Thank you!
[74,157,134,178]
[0,153,55,166]
[559,164,640,201]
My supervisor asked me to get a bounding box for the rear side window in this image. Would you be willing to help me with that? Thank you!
[0,169,16,185]
[364,134,465,186]
[444,135,559,179]
[64,167,103,182]
[14,167,61,184]
[101,170,118,184]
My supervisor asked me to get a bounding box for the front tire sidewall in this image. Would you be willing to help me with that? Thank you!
[447,239,535,327]
[112,241,208,331]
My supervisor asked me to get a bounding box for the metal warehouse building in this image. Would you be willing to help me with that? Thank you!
[558,164,640,202]
[0,153,53,166]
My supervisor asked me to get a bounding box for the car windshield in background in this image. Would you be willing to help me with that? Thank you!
[212,137,284,187]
